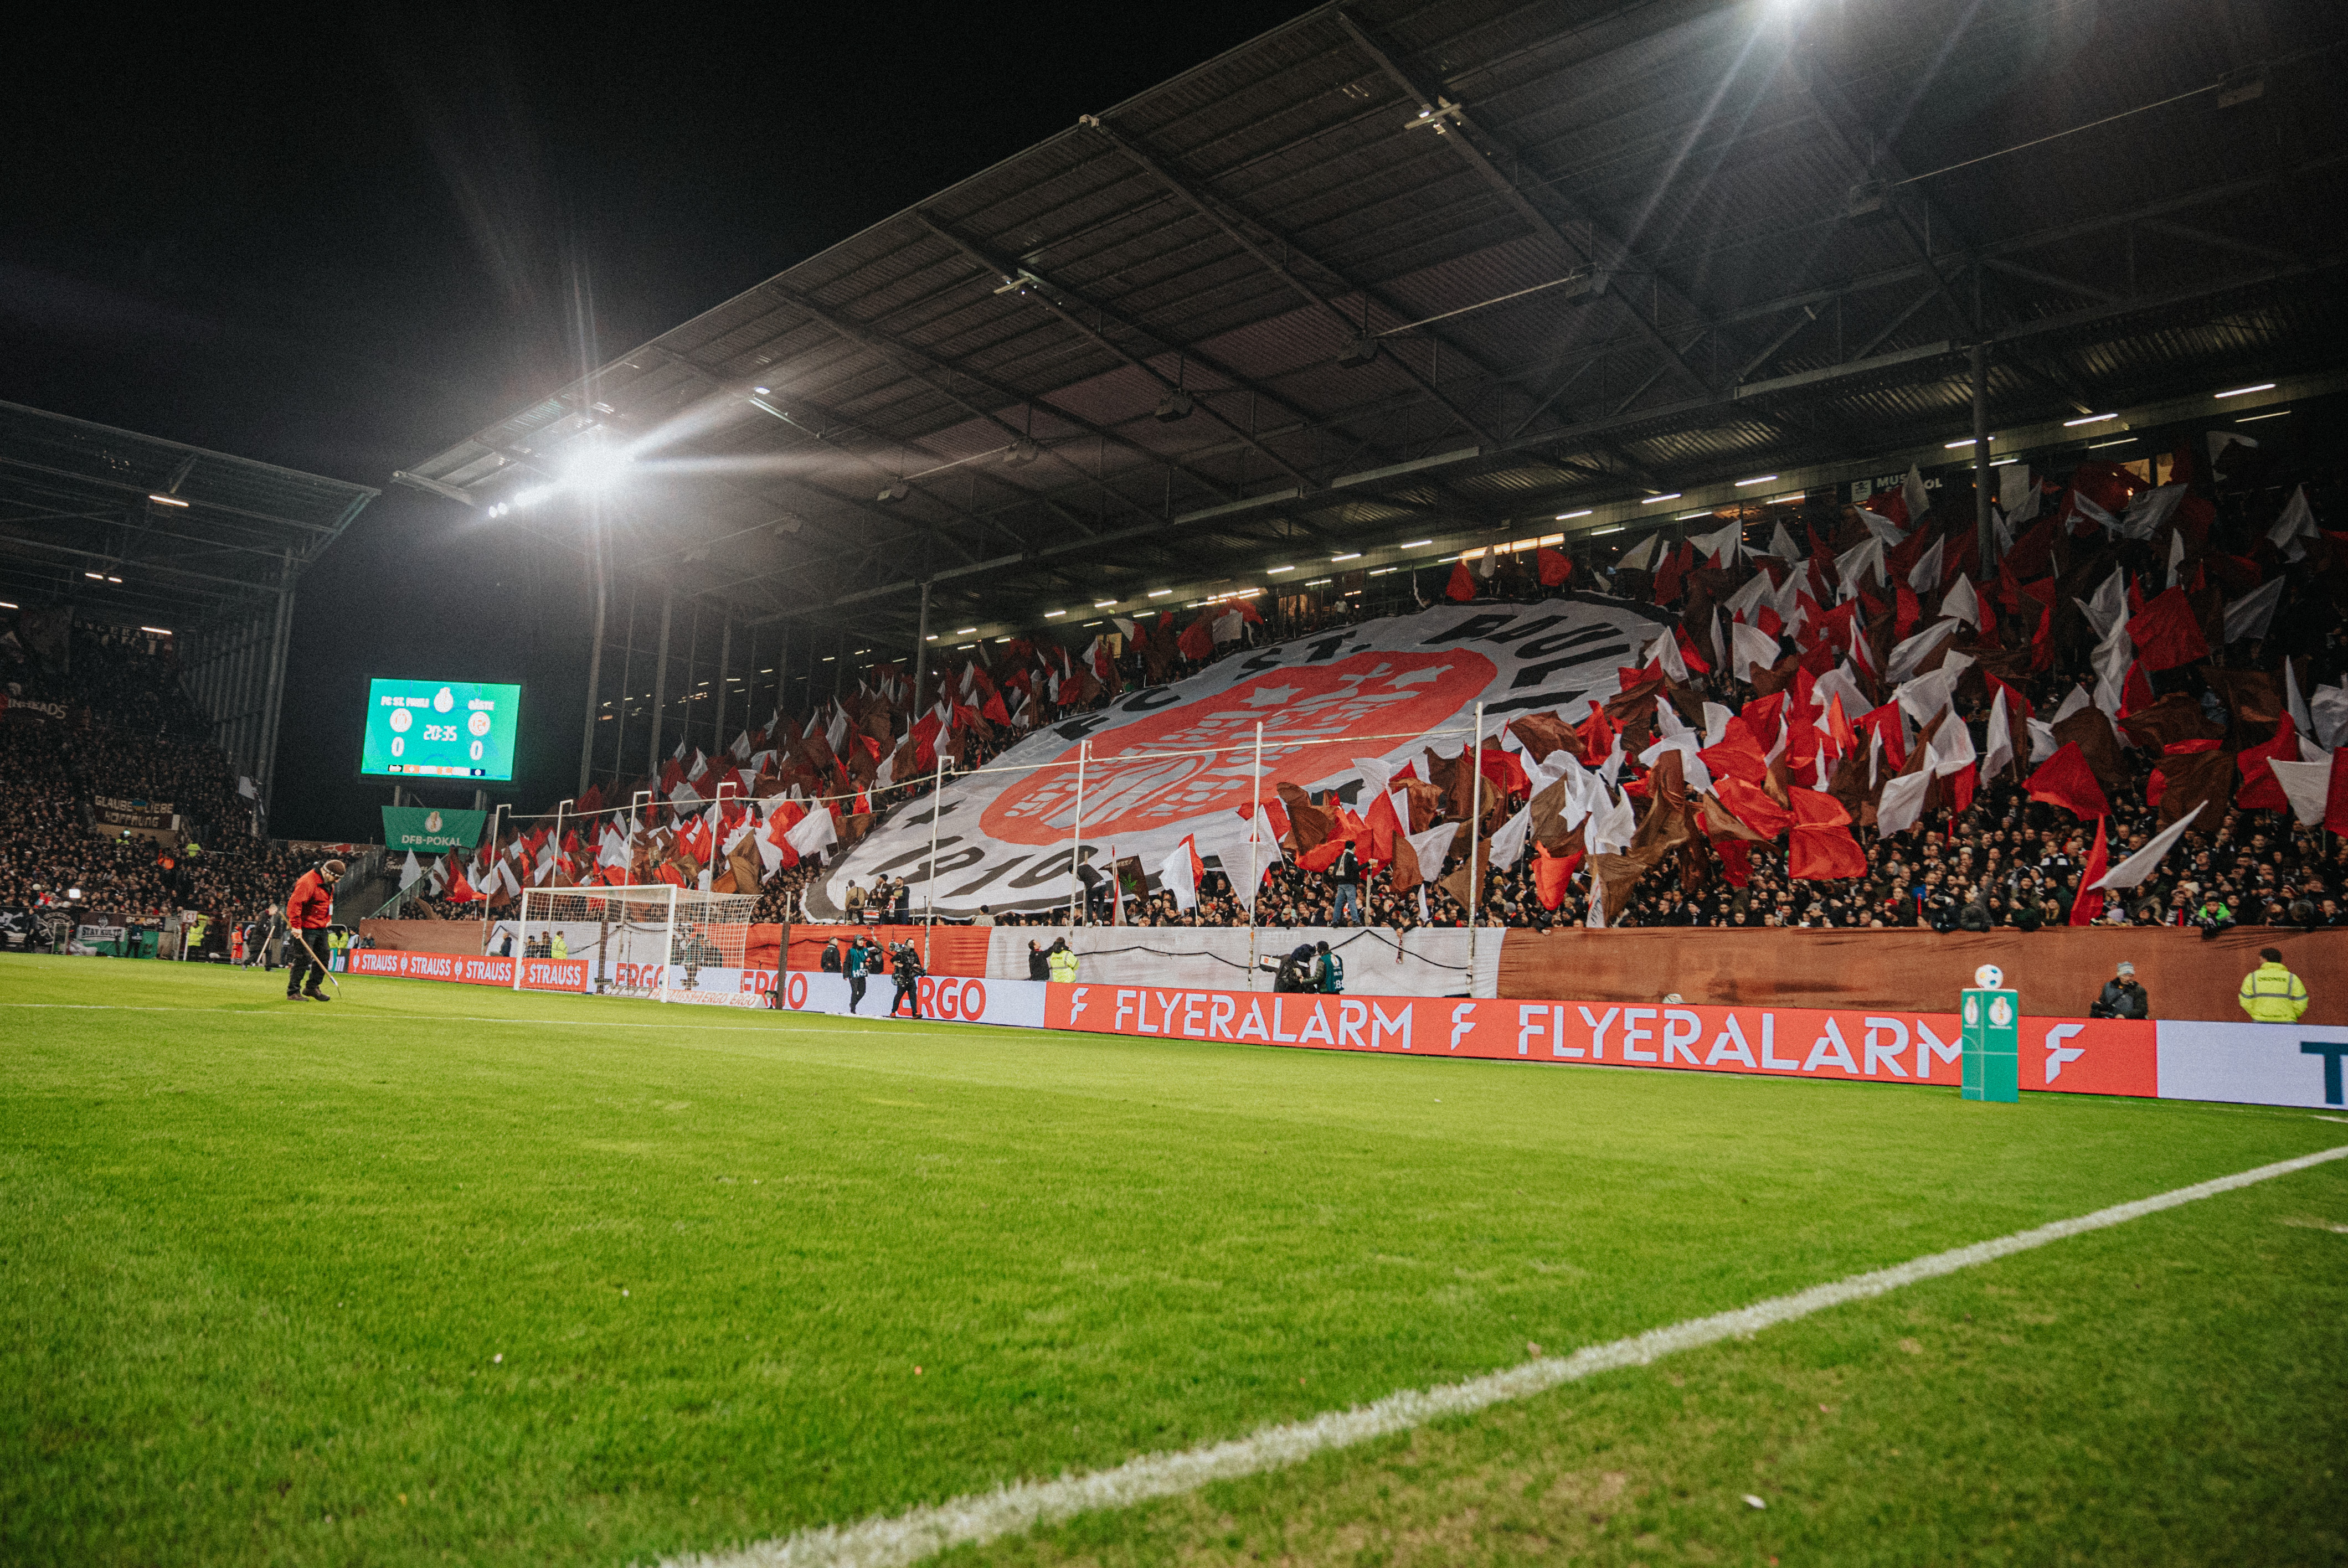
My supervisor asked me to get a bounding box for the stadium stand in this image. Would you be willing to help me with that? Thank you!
[360,426,2344,956]
[1,621,306,937]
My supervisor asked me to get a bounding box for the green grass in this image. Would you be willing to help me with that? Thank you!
[2,952,2342,1567]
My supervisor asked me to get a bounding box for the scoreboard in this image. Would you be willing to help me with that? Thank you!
[359,678,521,782]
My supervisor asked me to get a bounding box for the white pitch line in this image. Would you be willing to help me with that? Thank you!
[666,1143,2348,1568]
[0,1002,949,1039]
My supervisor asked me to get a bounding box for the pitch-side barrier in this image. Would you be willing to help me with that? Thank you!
[342,952,2344,1110]
[774,971,2348,1111]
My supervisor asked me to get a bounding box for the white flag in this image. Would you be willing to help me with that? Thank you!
[1486,805,1532,873]
[784,804,838,862]
[399,850,423,889]
[2265,759,2336,829]
[1875,771,1932,837]
[2222,576,2285,644]
[2092,803,2206,890]
[1159,835,1202,911]
[1982,687,2014,783]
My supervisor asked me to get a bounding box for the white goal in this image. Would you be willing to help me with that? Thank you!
[510,885,770,1005]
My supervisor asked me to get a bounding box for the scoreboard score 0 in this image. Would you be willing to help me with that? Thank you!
[360,678,521,782]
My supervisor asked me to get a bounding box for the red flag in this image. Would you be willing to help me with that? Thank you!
[1445,560,1476,601]
[1536,548,1573,587]
[1363,789,1403,864]
[981,691,1011,726]
[2129,587,2208,672]
[1788,791,1866,880]
[1716,776,1792,839]
[1653,542,1693,604]
[2068,817,2110,926]
[1825,693,1856,757]
[2328,747,2348,836]
[2028,743,2111,822]
[1698,719,1772,787]
[1476,745,1531,799]
[1531,845,1582,909]
[1575,705,1619,763]
[2235,713,2299,810]
[1674,624,1712,676]
[1177,616,1214,661]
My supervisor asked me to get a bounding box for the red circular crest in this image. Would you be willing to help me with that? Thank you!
[979,649,1493,845]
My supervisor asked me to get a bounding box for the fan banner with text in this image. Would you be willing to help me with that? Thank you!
[816,596,1667,919]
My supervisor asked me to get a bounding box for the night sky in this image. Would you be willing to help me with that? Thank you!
[1,3,1312,842]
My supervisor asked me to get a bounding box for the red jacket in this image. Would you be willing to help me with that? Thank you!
[287,869,335,930]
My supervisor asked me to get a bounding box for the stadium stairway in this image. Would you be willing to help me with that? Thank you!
[332,847,395,925]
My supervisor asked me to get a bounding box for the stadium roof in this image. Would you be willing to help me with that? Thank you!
[0,399,379,631]
[399,0,2346,646]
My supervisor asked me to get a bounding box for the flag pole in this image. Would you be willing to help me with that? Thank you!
[923,749,945,972]
[1246,719,1263,988]
[1067,737,1089,927]
[1466,702,1485,991]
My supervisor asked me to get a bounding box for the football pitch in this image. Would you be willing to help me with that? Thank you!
[4,954,2344,1566]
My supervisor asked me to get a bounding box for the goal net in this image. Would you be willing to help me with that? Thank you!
[512,885,769,1005]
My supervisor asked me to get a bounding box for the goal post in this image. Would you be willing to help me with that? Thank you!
[513,884,769,1005]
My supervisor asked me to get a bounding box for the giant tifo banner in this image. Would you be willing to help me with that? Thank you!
[774,973,2346,1109]
[812,597,1669,920]
[352,950,586,991]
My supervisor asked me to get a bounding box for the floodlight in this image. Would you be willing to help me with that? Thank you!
[146,493,189,507]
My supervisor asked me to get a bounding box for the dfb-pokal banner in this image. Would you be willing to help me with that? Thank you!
[815,596,1667,919]
[382,806,487,853]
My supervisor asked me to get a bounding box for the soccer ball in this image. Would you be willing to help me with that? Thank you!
[1974,963,2005,991]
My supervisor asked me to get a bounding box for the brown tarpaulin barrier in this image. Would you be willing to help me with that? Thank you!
[358,919,483,955]
[784,924,990,977]
[1496,927,2348,1024]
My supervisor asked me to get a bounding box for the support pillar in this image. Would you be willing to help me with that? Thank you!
[1971,342,1996,570]
[578,532,607,797]
[712,617,732,756]
[910,579,933,716]
[646,587,673,777]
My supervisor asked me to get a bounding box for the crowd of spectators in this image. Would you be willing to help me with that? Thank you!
[1,620,296,931]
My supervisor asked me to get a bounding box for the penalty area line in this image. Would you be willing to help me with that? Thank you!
[665,1143,2348,1568]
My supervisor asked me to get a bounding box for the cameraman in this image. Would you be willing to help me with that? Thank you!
[2090,960,2149,1019]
